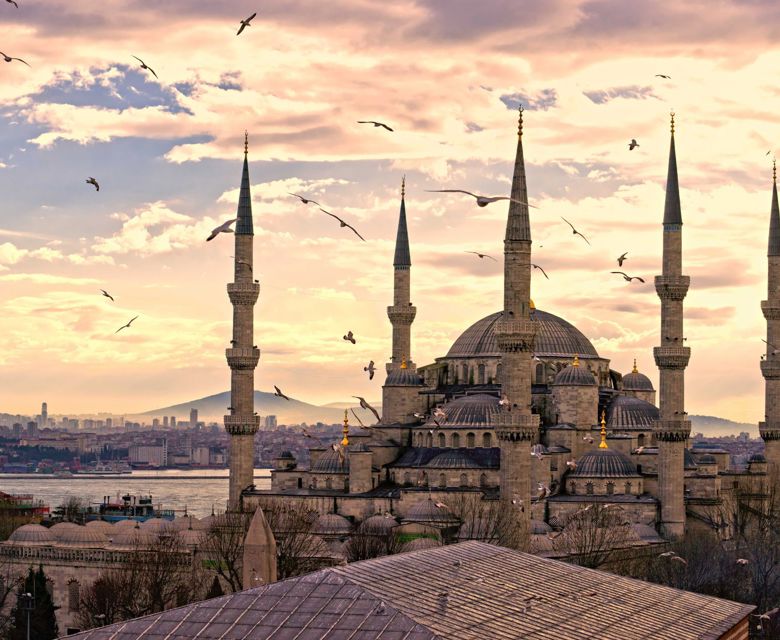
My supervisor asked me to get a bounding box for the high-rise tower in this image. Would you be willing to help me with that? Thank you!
[653,113,691,539]
[494,107,538,529]
[225,133,261,509]
[760,160,780,479]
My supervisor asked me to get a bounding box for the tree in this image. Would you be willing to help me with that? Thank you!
[553,503,633,569]
[57,496,86,523]
[7,565,59,640]
[262,503,331,579]
[344,526,402,562]
[446,493,528,551]
[201,512,252,593]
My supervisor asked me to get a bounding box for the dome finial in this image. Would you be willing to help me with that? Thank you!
[401,355,407,369]
[342,410,349,446]
[517,104,524,137]
[572,354,579,367]
[632,358,638,374]
[599,410,608,449]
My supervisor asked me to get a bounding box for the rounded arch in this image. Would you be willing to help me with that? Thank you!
[482,432,492,448]
[459,473,469,487]
[439,473,447,488]
[437,432,446,447]
[466,432,475,448]
[451,433,460,448]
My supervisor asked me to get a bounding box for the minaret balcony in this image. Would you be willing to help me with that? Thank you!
[494,318,538,353]
[654,275,690,301]
[654,418,691,442]
[494,411,539,441]
[226,347,260,370]
[759,420,780,441]
[227,282,260,305]
[223,414,261,436]
[653,346,690,369]
[761,300,780,320]
[760,359,780,379]
[387,305,417,324]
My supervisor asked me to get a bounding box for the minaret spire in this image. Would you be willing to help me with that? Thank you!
[225,133,260,509]
[505,106,531,243]
[653,112,691,539]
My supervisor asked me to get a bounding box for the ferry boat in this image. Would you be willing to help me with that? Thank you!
[83,494,175,523]
[76,460,132,475]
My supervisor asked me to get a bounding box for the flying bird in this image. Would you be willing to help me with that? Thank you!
[357,120,393,132]
[331,442,346,465]
[86,177,100,191]
[499,394,510,409]
[634,446,645,454]
[531,263,549,279]
[350,408,365,427]
[114,315,139,334]
[363,360,376,380]
[537,483,549,499]
[426,189,536,208]
[273,385,291,401]
[560,217,591,245]
[611,271,645,283]
[131,55,158,79]
[762,339,780,355]
[671,556,688,565]
[288,193,320,206]
[5,0,18,8]
[343,330,356,344]
[767,150,773,156]
[206,218,237,241]
[236,11,257,35]
[655,74,671,79]
[465,251,497,261]
[659,551,675,558]
[565,460,577,469]
[583,435,594,444]
[736,558,750,565]
[319,208,366,241]
[617,252,628,267]
[352,396,381,423]
[1,51,30,66]
[413,412,426,420]
[628,139,639,150]
[432,407,446,427]
[100,289,114,302]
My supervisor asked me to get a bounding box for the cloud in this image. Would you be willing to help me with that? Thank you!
[500,89,558,111]
[583,85,657,104]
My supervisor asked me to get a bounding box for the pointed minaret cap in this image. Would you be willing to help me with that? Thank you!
[236,131,254,235]
[663,112,682,226]
[770,158,780,256]
[393,175,411,267]
[505,105,531,242]
[341,410,350,446]
[599,410,608,449]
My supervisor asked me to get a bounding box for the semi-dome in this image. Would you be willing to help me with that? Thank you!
[425,394,499,427]
[571,449,641,478]
[313,513,353,536]
[141,518,175,532]
[622,366,655,391]
[113,518,142,528]
[178,528,205,547]
[310,450,349,473]
[57,525,108,548]
[426,450,482,469]
[553,359,596,386]
[49,521,79,540]
[607,395,659,430]
[359,514,398,535]
[403,498,459,526]
[85,520,115,535]
[446,310,599,359]
[110,525,157,548]
[173,515,199,530]
[9,523,55,545]
[385,369,424,386]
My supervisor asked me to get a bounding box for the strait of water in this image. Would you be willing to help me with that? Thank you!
[0,469,272,518]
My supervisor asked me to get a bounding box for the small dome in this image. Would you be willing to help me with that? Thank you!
[141,518,175,532]
[57,526,107,548]
[313,513,353,536]
[359,514,398,535]
[571,449,640,478]
[425,394,499,427]
[401,537,442,553]
[113,518,142,528]
[178,528,205,547]
[531,444,548,457]
[173,515,199,530]
[606,395,659,430]
[403,499,459,526]
[49,522,79,540]
[750,453,767,463]
[697,454,717,464]
[426,450,482,469]
[553,360,596,386]
[622,367,654,391]
[385,369,424,386]
[9,524,55,545]
[85,520,115,535]
[311,450,349,473]
[110,525,157,548]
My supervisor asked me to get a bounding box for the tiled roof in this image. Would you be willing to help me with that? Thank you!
[553,364,596,386]
[571,449,641,478]
[607,395,659,430]
[622,371,654,391]
[68,541,754,640]
[390,447,500,469]
[424,393,499,427]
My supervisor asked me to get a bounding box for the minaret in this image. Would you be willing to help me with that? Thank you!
[653,113,691,539]
[760,159,780,479]
[495,106,539,530]
[225,133,261,510]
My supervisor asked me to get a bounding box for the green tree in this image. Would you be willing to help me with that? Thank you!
[8,565,59,640]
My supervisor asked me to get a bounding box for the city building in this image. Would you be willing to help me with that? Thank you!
[128,440,168,468]
[190,408,198,428]
[264,415,277,429]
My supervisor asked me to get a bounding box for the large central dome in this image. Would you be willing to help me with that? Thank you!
[446,310,599,359]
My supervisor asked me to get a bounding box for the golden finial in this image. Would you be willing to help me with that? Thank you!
[244,131,248,156]
[341,410,349,446]
[572,355,580,367]
[670,111,675,135]
[518,104,524,137]
[599,410,608,449]
[401,356,407,369]
[401,174,406,199]
[529,298,536,311]
[632,358,638,374]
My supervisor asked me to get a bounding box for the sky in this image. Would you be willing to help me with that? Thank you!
[1,0,779,422]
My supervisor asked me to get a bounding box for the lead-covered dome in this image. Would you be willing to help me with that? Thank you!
[426,450,483,469]
[403,499,459,526]
[623,364,655,391]
[9,524,55,545]
[310,450,349,473]
[553,360,596,386]
[313,513,353,536]
[446,310,599,359]
[385,369,424,386]
[571,449,640,478]
[57,525,108,548]
[425,394,499,427]
[606,395,659,429]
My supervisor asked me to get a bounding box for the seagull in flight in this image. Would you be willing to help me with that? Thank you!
[611,271,645,283]
[86,177,100,191]
[761,339,780,355]
[100,289,114,302]
[5,0,19,8]
[432,406,446,427]
[655,74,671,79]
[628,139,640,150]
[319,208,366,241]
[736,558,749,565]
[343,330,356,344]
[561,217,591,245]
[352,396,381,423]
[273,385,291,401]
[236,11,257,35]
[357,120,393,132]
[206,218,237,242]
[426,189,536,208]
[465,251,497,261]
[132,56,158,79]
[617,252,628,267]
[364,360,376,380]
[531,263,549,279]
[288,193,320,206]
[115,316,139,334]
[1,51,30,66]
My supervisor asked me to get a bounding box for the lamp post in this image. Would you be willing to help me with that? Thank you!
[19,592,34,640]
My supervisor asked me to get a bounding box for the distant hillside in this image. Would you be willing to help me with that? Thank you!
[689,414,757,438]
[321,401,382,410]
[140,391,379,426]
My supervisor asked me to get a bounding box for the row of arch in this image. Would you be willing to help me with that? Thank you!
[414,431,493,448]
[568,481,635,496]
[393,470,491,489]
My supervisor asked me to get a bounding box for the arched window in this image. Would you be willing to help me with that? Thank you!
[297,478,303,489]
[569,482,577,495]
[467,432,475,448]
[426,433,433,447]
[451,433,460,448]
[606,482,615,495]
[624,482,632,495]
[478,364,486,384]
[482,433,492,448]
[496,363,502,382]
[535,363,544,383]
[586,482,594,495]
[461,363,469,382]
[637,434,646,447]
[403,472,410,486]
[439,473,447,488]
[479,473,488,487]
[460,473,469,487]
[68,580,80,612]
[437,432,446,447]
[325,477,332,489]
[344,478,350,492]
